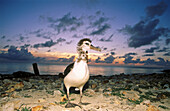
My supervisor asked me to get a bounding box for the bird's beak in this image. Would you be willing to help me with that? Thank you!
[90,45,101,52]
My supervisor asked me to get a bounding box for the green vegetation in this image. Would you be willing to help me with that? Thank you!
[134,88,142,94]
[23,94,32,98]
[127,97,143,104]
[46,90,54,95]
[145,91,154,96]
[103,88,145,104]
[17,104,31,111]
[59,101,67,104]
[111,91,125,99]
[70,98,75,101]
[57,89,65,96]
[158,105,169,109]
[84,94,93,97]
[112,87,131,91]
[54,98,75,105]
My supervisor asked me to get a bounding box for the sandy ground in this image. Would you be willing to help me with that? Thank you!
[0,72,170,111]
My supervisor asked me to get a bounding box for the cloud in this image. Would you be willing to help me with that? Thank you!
[119,19,169,48]
[120,52,137,58]
[1,35,6,39]
[110,52,115,55]
[144,46,159,53]
[53,56,75,63]
[104,55,115,63]
[142,54,155,57]
[20,44,31,49]
[119,1,170,48]
[118,52,170,66]
[123,56,140,64]
[16,35,29,43]
[166,38,170,45]
[90,23,110,35]
[0,46,44,62]
[86,12,111,36]
[72,34,82,38]
[99,34,114,42]
[102,47,107,51]
[48,13,83,34]
[95,11,103,16]
[95,57,101,63]
[33,38,66,49]
[39,11,111,38]
[33,40,57,49]
[95,55,115,63]
[47,50,51,52]
[66,40,73,45]
[19,36,24,42]
[145,1,168,18]
[124,58,141,64]
[142,57,170,66]
[103,51,115,57]
[30,29,43,34]
[157,47,168,52]
[110,48,116,51]
[163,52,170,56]
[119,52,170,66]
[103,53,109,56]
[56,37,66,43]
[7,39,11,42]
[3,45,9,49]
[90,17,109,28]
[30,29,53,39]
[119,52,138,64]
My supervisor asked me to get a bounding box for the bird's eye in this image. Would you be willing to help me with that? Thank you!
[85,43,89,45]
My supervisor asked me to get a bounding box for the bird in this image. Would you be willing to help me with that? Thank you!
[63,38,101,108]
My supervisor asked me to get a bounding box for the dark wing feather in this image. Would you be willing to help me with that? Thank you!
[63,62,74,94]
[64,62,74,77]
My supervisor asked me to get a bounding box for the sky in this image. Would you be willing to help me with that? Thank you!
[0,0,170,68]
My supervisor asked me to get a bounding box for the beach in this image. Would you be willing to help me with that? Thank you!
[0,71,170,111]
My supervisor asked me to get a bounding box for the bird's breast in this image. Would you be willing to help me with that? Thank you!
[72,61,89,79]
[64,61,89,87]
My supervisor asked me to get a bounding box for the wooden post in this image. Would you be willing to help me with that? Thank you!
[32,63,40,76]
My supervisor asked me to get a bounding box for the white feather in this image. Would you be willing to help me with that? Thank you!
[64,60,89,88]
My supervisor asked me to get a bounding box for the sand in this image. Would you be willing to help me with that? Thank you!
[0,71,170,111]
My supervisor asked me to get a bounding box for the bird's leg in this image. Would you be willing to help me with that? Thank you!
[66,87,70,103]
[79,87,83,104]
[79,86,90,106]
[65,87,77,108]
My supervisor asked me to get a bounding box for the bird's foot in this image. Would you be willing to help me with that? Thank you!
[79,102,90,105]
[65,102,76,108]
[65,102,82,108]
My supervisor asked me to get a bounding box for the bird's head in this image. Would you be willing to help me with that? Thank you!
[77,38,101,52]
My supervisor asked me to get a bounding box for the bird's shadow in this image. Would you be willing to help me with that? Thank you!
[79,102,90,105]
[65,102,90,108]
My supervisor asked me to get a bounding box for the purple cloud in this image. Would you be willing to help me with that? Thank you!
[0,46,44,62]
